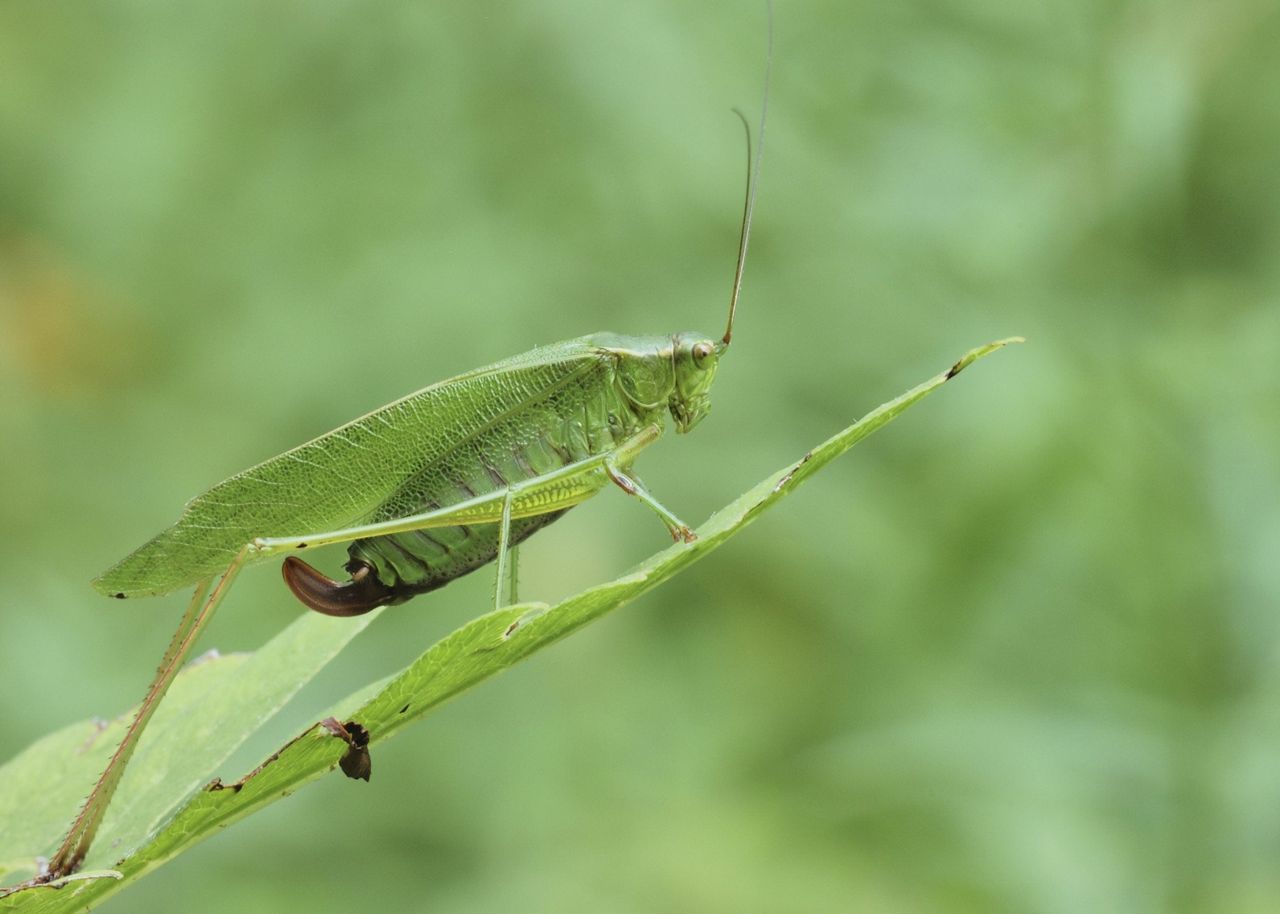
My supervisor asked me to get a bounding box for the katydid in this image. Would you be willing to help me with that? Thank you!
[43,25,772,881]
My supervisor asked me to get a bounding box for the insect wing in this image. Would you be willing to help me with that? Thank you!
[94,339,608,598]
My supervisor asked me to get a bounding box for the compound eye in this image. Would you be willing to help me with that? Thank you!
[692,340,714,369]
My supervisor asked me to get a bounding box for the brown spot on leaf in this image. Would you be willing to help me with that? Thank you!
[322,717,372,782]
[772,451,814,493]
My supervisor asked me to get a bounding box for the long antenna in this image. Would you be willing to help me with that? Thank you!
[722,1,772,348]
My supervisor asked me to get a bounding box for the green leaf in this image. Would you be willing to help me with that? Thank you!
[0,338,1019,912]
[0,612,379,889]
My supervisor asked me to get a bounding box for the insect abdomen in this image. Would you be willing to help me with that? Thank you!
[346,354,651,603]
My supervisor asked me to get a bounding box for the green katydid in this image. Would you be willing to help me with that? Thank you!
[43,23,773,881]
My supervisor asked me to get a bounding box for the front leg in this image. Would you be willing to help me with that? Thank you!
[605,462,697,544]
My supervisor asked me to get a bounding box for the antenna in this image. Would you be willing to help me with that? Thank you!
[722,1,772,348]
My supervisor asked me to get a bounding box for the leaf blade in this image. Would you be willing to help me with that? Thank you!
[0,610,379,891]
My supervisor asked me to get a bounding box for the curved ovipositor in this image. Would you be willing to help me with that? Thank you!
[282,556,399,617]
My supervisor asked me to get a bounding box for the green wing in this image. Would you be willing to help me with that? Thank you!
[95,337,611,599]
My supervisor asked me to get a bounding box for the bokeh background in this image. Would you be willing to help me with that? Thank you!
[3,1,1279,911]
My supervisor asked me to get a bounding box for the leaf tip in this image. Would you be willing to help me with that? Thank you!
[945,335,1025,379]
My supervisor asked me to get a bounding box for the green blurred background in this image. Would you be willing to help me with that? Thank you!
[3,1,1279,911]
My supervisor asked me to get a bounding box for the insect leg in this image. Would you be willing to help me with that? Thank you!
[48,545,253,879]
[492,488,515,611]
[604,461,697,543]
[508,543,520,606]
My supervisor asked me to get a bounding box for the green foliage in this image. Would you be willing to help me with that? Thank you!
[0,340,1015,911]
[0,612,378,891]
